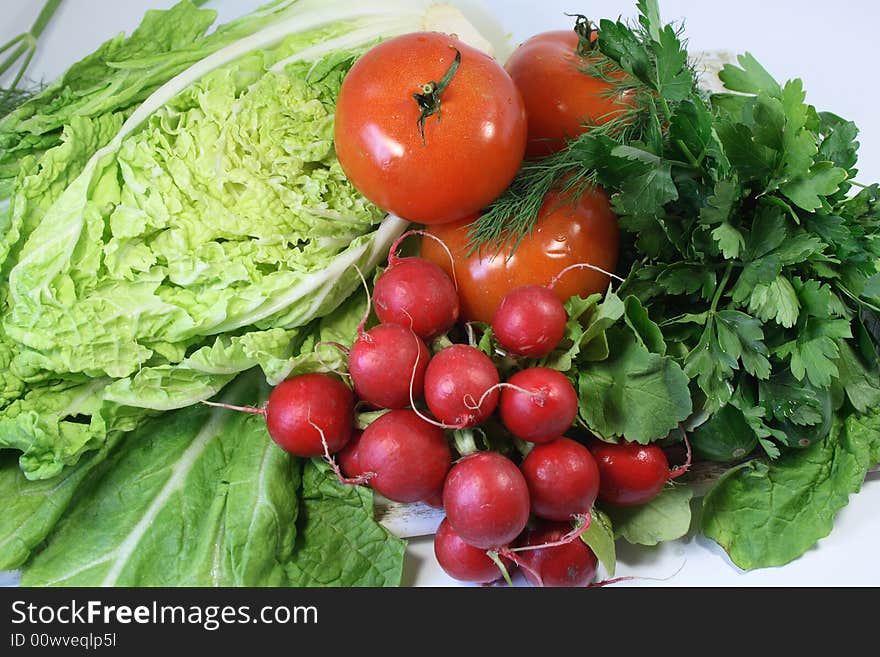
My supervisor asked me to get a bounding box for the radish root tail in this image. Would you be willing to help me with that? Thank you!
[309,418,375,486]
[547,262,625,291]
[463,383,543,412]
[388,229,459,290]
[590,559,687,587]
[504,513,592,555]
[352,264,372,339]
[668,424,693,480]
[200,400,266,416]
[406,327,473,431]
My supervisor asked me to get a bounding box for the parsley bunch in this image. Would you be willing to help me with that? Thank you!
[473,0,880,459]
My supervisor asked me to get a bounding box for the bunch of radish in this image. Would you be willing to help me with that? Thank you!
[206,231,688,587]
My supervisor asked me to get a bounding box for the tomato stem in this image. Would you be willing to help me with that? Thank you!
[413,47,461,145]
[567,13,598,57]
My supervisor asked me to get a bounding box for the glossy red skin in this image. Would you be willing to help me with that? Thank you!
[424,344,500,427]
[334,32,527,225]
[492,285,567,357]
[517,521,599,587]
[373,258,459,339]
[506,30,632,157]
[520,438,600,521]
[433,518,513,584]
[349,324,430,409]
[423,491,444,510]
[358,410,451,503]
[442,451,531,549]
[422,189,619,323]
[265,373,354,457]
[590,441,670,506]
[499,368,578,443]
[337,430,364,480]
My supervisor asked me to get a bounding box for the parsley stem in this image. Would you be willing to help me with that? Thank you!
[675,139,700,168]
[711,263,733,314]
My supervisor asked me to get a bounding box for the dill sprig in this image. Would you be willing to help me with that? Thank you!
[467,0,697,254]
[0,0,63,117]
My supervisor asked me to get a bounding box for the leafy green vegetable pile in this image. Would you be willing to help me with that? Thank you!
[1,0,878,586]
[0,0,475,586]
[474,0,880,569]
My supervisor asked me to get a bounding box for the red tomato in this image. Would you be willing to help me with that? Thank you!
[334,32,527,225]
[505,30,632,157]
[421,188,619,323]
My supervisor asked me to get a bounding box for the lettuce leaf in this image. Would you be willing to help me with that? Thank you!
[6,49,385,380]
[0,434,120,571]
[20,373,299,586]
[1,6,412,478]
[701,408,880,569]
[286,461,406,587]
[14,371,406,587]
[0,1,310,189]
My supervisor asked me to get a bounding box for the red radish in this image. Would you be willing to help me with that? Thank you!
[424,344,500,427]
[358,410,451,503]
[520,437,600,521]
[590,441,670,506]
[434,518,513,584]
[434,518,514,584]
[515,521,599,587]
[337,430,365,480]
[442,451,530,549]
[373,232,459,339]
[492,285,567,357]
[262,373,354,457]
[423,491,444,509]
[499,368,578,443]
[349,323,430,409]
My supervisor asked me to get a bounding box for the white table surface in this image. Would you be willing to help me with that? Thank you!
[3,0,879,587]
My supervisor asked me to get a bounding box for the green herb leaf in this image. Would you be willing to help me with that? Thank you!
[775,318,852,387]
[581,507,616,577]
[623,295,666,355]
[604,485,693,546]
[747,275,800,328]
[782,161,849,211]
[718,52,782,96]
[578,327,691,443]
[711,222,746,259]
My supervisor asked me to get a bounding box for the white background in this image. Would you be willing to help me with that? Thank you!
[2,0,879,586]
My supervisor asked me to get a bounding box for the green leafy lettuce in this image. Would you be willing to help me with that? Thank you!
[701,408,880,570]
[286,461,406,587]
[0,3,421,479]
[15,373,404,586]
